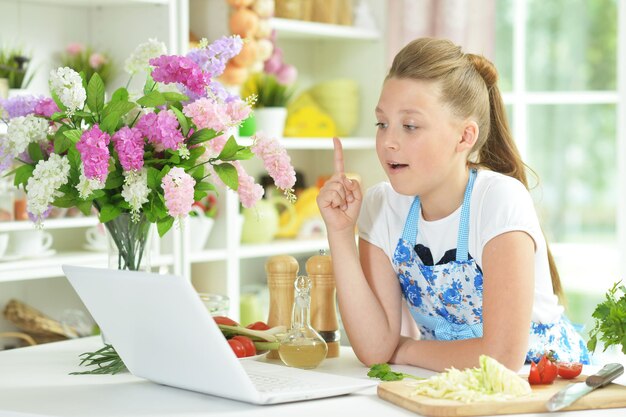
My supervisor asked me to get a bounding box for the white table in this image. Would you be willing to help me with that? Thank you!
[0,337,625,417]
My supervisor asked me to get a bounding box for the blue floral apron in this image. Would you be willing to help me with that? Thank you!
[393,169,590,364]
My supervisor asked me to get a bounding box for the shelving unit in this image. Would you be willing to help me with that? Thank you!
[0,0,388,339]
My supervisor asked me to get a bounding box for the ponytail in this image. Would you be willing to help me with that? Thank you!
[468,55,565,304]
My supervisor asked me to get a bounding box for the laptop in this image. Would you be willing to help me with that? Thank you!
[62,265,375,404]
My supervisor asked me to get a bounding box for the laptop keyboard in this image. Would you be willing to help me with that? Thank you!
[247,371,320,393]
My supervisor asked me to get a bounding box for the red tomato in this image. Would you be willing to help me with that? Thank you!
[228,339,246,358]
[232,335,256,357]
[214,316,239,326]
[246,321,270,331]
[557,362,583,379]
[528,351,558,385]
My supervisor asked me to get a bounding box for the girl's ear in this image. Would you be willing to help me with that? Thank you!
[456,121,479,152]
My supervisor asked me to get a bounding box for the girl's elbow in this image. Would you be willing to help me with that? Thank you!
[354,348,393,368]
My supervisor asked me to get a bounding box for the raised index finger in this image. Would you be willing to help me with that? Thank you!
[333,137,345,175]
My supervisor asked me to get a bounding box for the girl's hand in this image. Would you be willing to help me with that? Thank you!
[317,137,362,233]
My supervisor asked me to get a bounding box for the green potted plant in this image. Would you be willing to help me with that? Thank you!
[59,43,114,86]
[0,47,34,97]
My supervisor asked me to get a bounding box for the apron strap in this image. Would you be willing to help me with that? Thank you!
[401,196,421,244]
[455,168,477,261]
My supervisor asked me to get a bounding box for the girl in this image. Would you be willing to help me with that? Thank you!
[317,38,589,372]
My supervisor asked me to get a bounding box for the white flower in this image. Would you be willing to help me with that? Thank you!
[178,143,190,160]
[7,115,49,155]
[121,169,150,219]
[124,38,167,75]
[26,154,71,223]
[49,67,86,116]
[77,166,105,199]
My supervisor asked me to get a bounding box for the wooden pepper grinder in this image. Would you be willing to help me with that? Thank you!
[266,255,299,359]
[306,250,340,358]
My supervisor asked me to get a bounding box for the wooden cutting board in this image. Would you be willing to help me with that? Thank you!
[377,375,626,416]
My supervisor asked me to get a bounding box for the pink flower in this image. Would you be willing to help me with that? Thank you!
[89,53,107,69]
[149,55,209,95]
[206,133,229,155]
[112,126,144,171]
[66,43,84,55]
[251,132,296,190]
[183,98,231,132]
[264,48,283,74]
[275,64,297,85]
[76,124,111,182]
[34,98,60,118]
[161,167,196,217]
[226,99,251,127]
[136,110,184,151]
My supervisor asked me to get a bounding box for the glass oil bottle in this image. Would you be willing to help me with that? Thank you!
[278,275,328,369]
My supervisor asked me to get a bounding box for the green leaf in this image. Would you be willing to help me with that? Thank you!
[87,73,105,116]
[104,170,124,190]
[143,74,156,95]
[102,100,136,121]
[50,112,67,122]
[63,129,83,144]
[98,204,122,223]
[216,136,239,161]
[137,91,166,108]
[100,111,122,134]
[147,167,162,190]
[28,142,44,163]
[77,199,93,216]
[50,88,67,112]
[234,147,254,160]
[52,193,79,208]
[193,190,207,201]
[187,128,217,145]
[195,181,216,192]
[54,126,71,154]
[111,87,129,102]
[189,165,205,180]
[213,163,239,191]
[163,92,189,102]
[169,106,190,136]
[157,216,175,238]
[13,164,34,188]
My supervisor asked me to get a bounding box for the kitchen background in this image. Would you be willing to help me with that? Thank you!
[0,0,623,357]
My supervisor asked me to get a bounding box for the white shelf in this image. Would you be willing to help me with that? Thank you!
[0,217,99,232]
[271,18,380,41]
[0,251,174,282]
[188,249,228,263]
[238,136,375,150]
[16,0,168,6]
[238,238,328,259]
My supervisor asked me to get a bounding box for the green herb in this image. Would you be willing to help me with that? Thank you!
[367,363,425,381]
[588,280,626,354]
[70,344,127,375]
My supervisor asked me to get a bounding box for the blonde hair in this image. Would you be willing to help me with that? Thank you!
[387,38,564,302]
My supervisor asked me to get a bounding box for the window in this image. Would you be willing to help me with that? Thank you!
[494,0,623,329]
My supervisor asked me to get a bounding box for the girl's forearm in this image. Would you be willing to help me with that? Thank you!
[327,230,400,364]
[391,336,526,372]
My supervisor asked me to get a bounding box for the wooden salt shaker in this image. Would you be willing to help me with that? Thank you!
[307,250,340,358]
[266,255,299,359]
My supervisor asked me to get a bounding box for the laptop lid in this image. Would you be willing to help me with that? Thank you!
[62,265,260,403]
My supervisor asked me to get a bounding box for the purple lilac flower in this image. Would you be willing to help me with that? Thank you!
[149,55,209,96]
[34,98,60,118]
[187,36,243,78]
[112,126,145,171]
[0,95,41,119]
[76,124,111,182]
[0,141,13,173]
[135,110,184,151]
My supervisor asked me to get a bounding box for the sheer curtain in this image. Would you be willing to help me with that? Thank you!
[387,0,496,64]
[385,0,496,339]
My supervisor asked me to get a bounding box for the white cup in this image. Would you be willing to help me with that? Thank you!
[12,230,53,256]
[85,226,108,250]
[0,234,9,258]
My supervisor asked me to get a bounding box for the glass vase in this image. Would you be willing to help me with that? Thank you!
[105,212,153,272]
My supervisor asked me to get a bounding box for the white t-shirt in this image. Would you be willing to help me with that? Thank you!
[357,169,564,323]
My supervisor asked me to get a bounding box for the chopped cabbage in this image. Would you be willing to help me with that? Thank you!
[411,355,531,403]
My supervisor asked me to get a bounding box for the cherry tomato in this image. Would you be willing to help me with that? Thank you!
[528,351,558,385]
[246,321,270,331]
[214,316,239,326]
[557,362,583,379]
[232,335,256,357]
[228,339,246,358]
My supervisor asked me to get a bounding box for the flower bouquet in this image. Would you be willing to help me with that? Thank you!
[1,35,295,239]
